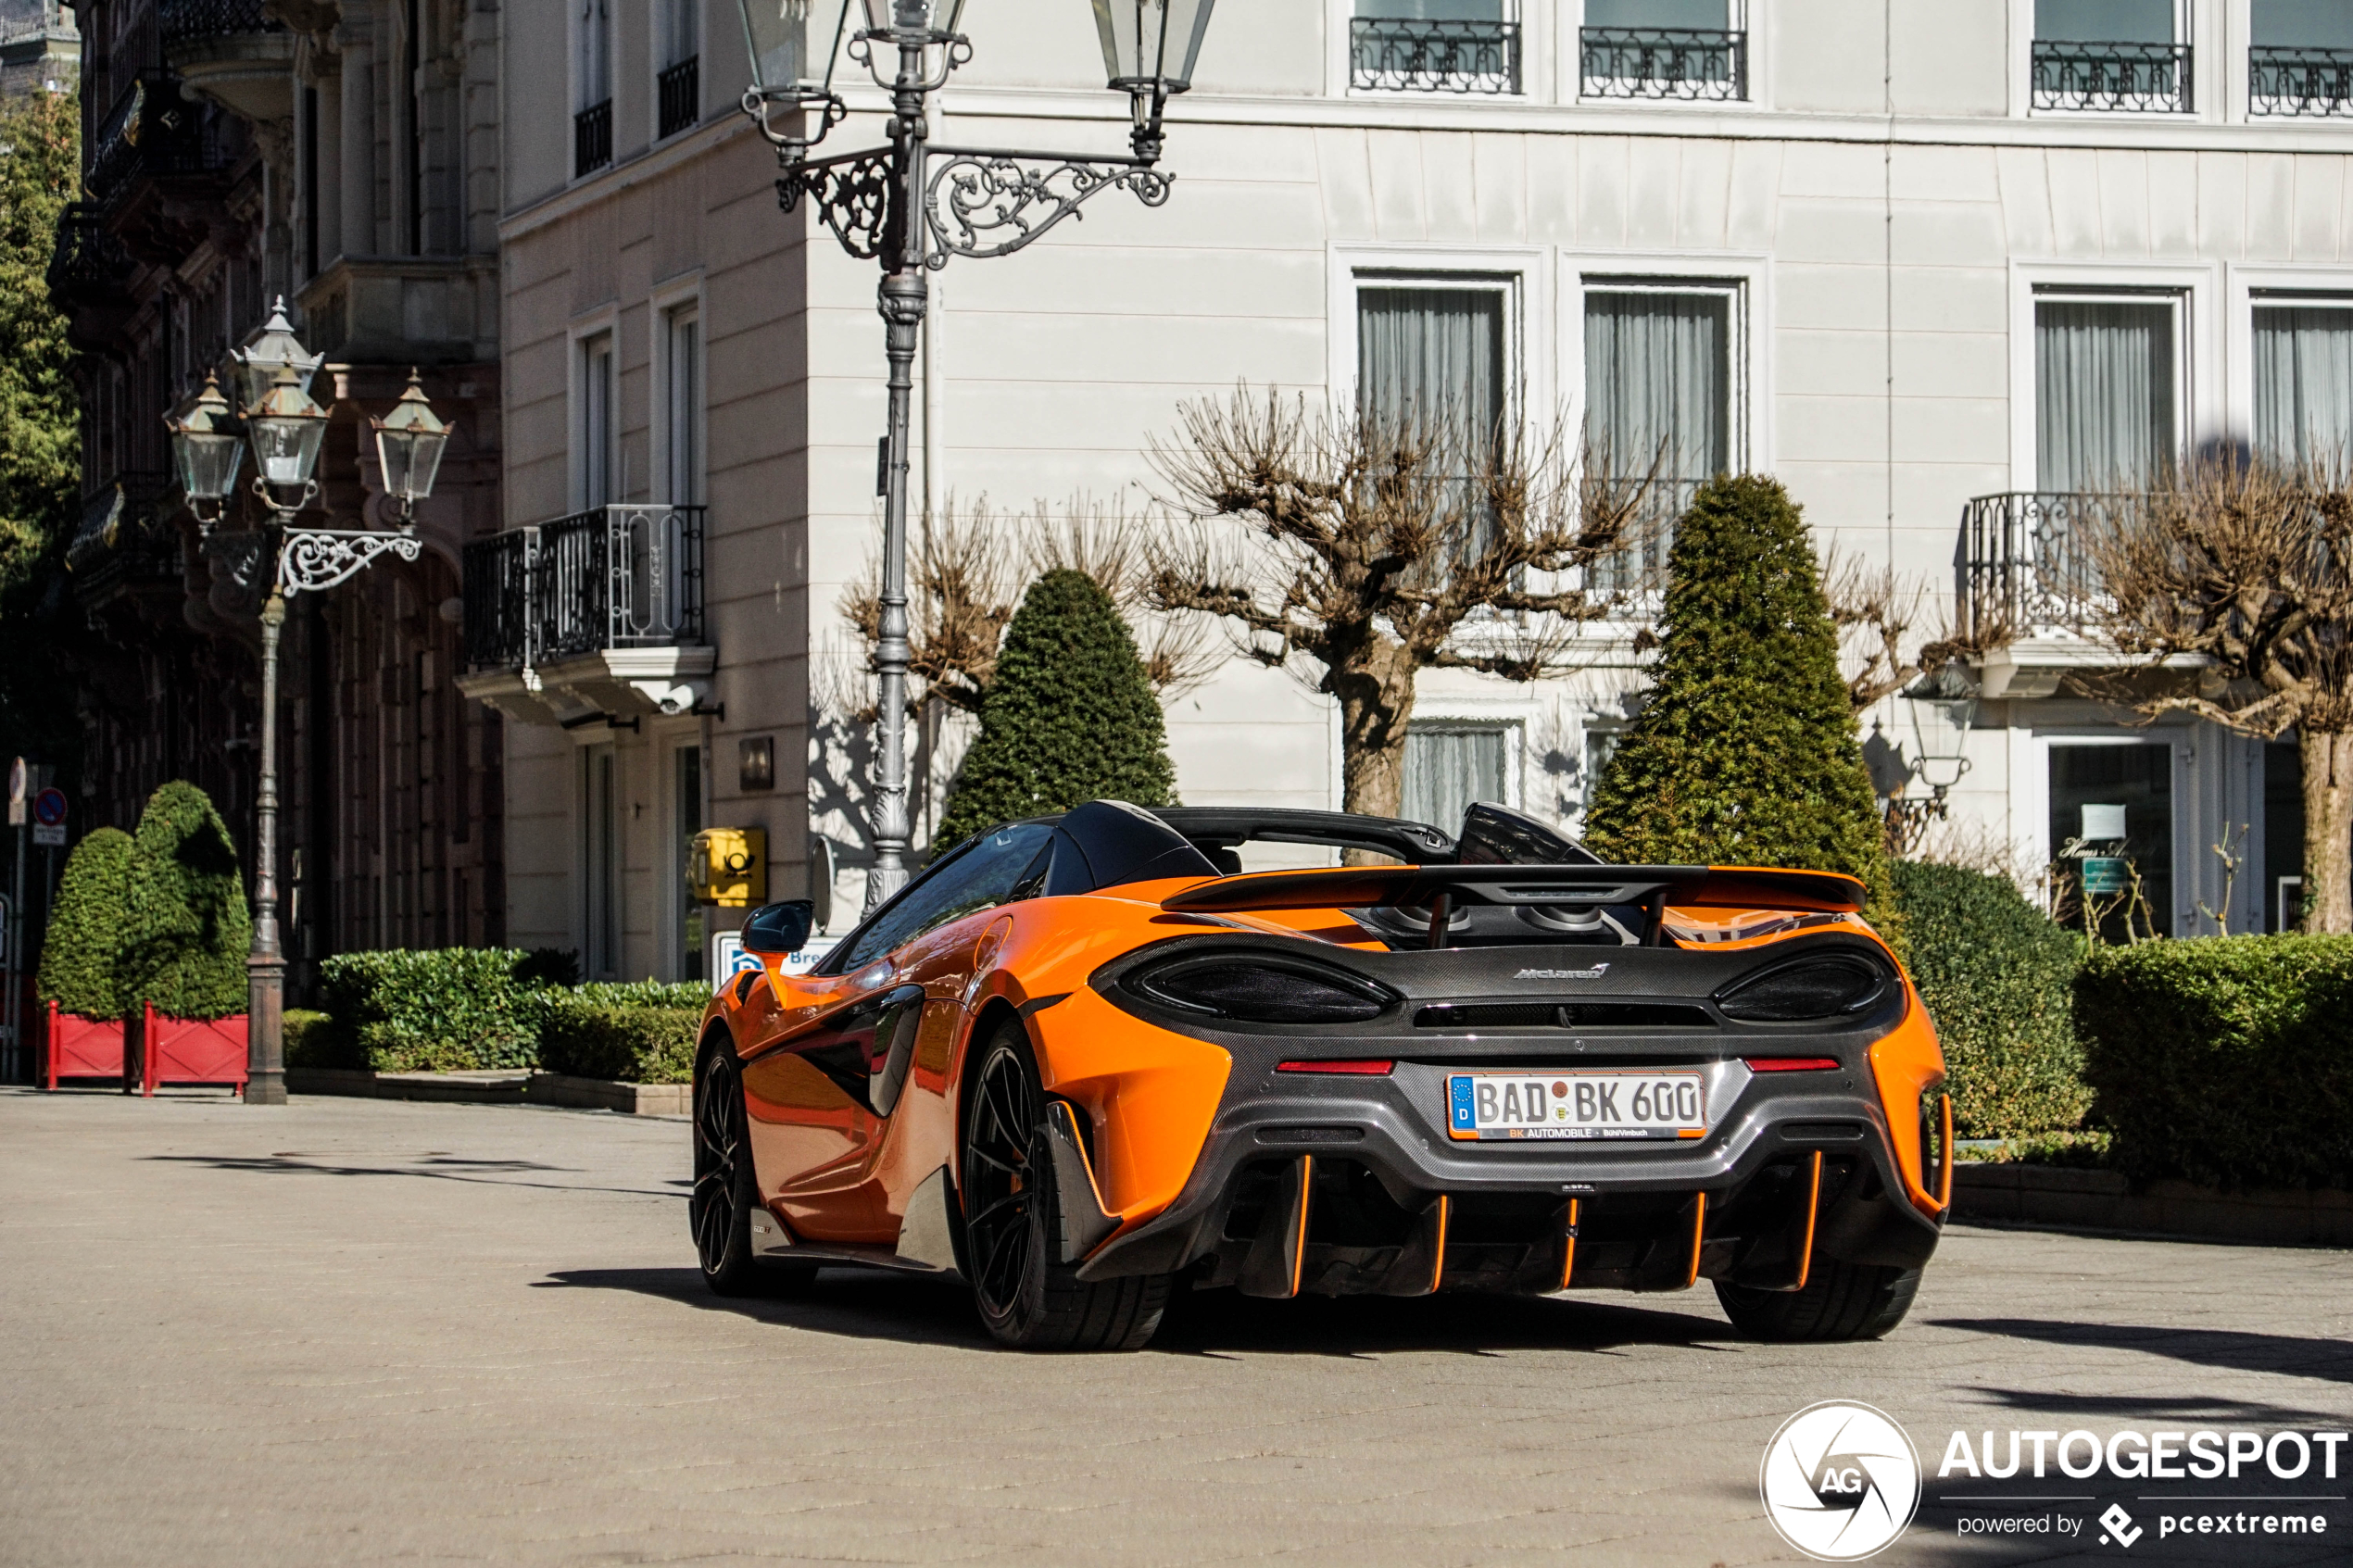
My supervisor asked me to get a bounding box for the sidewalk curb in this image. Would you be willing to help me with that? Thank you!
[1953,1161,2353,1247]
[285,1067,687,1117]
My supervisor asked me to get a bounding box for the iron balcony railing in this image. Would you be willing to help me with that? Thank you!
[1959,491,2107,641]
[158,0,281,45]
[461,504,706,671]
[2250,45,2353,117]
[658,56,699,138]
[573,98,612,177]
[45,202,132,307]
[86,74,227,198]
[1349,19,1521,94]
[2031,40,2192,112]
[1580,28,1746,101]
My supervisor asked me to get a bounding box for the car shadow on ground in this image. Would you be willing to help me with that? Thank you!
[538,1262,1751,1357]
[1931,1318,2353,1387]
[140,1151,684,1200]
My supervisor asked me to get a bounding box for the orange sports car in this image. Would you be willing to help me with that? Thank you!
[691,800,1951,1351]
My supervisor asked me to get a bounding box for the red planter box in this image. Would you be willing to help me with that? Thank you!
[140,1002,248,1096]
[44,1002,125,1088]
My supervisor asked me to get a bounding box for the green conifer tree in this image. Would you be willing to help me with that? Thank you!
[35,826,134,1021]
[120,781,252,1020]
[1584,475,1891,914]
[935,569,1177,847]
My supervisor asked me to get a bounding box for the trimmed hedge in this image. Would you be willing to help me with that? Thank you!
[315,947,544,1073]
[1892,860,2092,1138]
[281,1009,336,1068]
[2077,935,2353,1190]
[538,1005,699,1085]
[121,781,251,1021]
[36,827,135,1021]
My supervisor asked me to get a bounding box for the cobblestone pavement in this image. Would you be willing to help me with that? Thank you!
[2,1088,2347,1568]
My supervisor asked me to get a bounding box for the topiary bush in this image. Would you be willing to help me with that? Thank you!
[1891,860,2091,1138]
[120,781,251,1021]
[316,947,542,1073]
[2076,935,2353,1190]
[934,568,1176,847]
[538,1005,700,1084]
[1584,475,1893,929]
[279,1009,345,1069]
[35,826,135,1021]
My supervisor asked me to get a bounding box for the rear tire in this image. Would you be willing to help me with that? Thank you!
[961,1022,1170,1350]
[1716,1261,1922,1342]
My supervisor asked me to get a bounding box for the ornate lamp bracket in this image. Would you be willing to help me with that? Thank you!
[778,147,900,259]
[277,526,424,597]
[924,147,1172,264]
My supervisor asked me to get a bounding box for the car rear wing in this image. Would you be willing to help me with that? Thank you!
[1162,863,1867,941]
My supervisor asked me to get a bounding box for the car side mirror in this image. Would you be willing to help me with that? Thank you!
[741,899,815,956]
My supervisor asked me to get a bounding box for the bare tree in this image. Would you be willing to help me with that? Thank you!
[1820,549,1969,715]
[2082,456,2353,931]
[1144,388,1658,820]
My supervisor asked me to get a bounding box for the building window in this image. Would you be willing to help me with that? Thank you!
[1351,1,1521,94]
[2251,0,2353,116]
[579,332,616,509]
[658,0,700,138]
[673,743,705,982]
[1357,278,1511,557]
[2048,741,2173,941]
[1403,721,1513,832]
[2254,301,2353,468]
[575,0,613,175]
[1580,0,1746,101]
[2031,0,2190,113]
[663,305,704,505]
[1581,283,1734,585]
[585,744,621,978]
[2034,296,2177,493]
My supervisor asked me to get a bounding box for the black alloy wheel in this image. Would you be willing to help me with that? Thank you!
[691,1042,811,1297]
[960,1021,1170,1351]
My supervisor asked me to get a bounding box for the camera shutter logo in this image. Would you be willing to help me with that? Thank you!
[1759,1401,1922,1561]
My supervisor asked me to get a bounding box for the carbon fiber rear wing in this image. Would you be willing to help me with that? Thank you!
[1162,864,1867,943]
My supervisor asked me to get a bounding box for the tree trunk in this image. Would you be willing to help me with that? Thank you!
[1331,646,1419,822]
[2300,727,2353,934]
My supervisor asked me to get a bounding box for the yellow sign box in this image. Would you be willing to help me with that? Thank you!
[687,827,767,908]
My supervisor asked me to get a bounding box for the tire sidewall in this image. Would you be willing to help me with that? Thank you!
[965,1025,1059,1341]
[694,1039,759,1292]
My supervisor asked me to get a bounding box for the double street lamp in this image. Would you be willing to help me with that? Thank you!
[167,301,452,1104]
[732,0,1217,908]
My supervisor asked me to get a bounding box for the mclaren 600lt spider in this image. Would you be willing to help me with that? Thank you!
[691,800,1951,1351]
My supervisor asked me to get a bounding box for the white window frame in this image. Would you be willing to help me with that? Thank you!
[653,0,702,142]
[660,722,708,985]
[1567,0,1761,109]
[1332,246,1546,435]
[2009,0,2218,121]
[580,738,623,981]
[1329,0,1543,101]
[570,311,621,512]
[1566,264,1756,485]
[1402,706,1529,830]
[2009,263,2219,494]
[2021,727,2201,932]
[2224,262,2353,453]
[650,275,705,506]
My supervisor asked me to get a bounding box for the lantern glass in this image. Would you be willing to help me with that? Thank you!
[371,370,452,506]
[1091,0,1214,92]
[739,0,814,90]
[174,430,245,502]
[249,411,328,490]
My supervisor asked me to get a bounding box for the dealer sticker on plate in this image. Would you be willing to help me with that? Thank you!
[1446,1070,1708,1142]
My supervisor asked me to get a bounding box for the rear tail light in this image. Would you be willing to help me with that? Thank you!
[1718,957,1891,1022]
[1276,1059,1395,1075]
[1129,957,1393,1023]
[1743,1057,1841,1073]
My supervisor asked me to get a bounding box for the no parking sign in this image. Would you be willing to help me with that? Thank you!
[31,787,66,847]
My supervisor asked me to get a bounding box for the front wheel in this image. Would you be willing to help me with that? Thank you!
[961,1022,1170,1351]
[691,1043,812,1297]
[1716,1261,1922,1342]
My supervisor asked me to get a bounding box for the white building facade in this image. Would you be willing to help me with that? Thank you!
[471,0,2353,978]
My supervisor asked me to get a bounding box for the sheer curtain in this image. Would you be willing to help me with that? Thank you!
[1403,725,1508,833]
[1582,289,1730,581]
[1357,285,1506,442]
[2255,305,2353,470]
[2035,299,2174,492]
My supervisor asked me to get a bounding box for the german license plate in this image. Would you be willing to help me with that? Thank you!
[1446,1070,1707,1142]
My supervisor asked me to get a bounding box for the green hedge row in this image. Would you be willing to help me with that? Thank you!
[1891,860,2092,1139]
[2077,935,2353,1190]
[299,949,707,1078]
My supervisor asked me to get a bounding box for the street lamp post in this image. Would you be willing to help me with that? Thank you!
[168,316,450,1104]
[733,0,1217,908]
